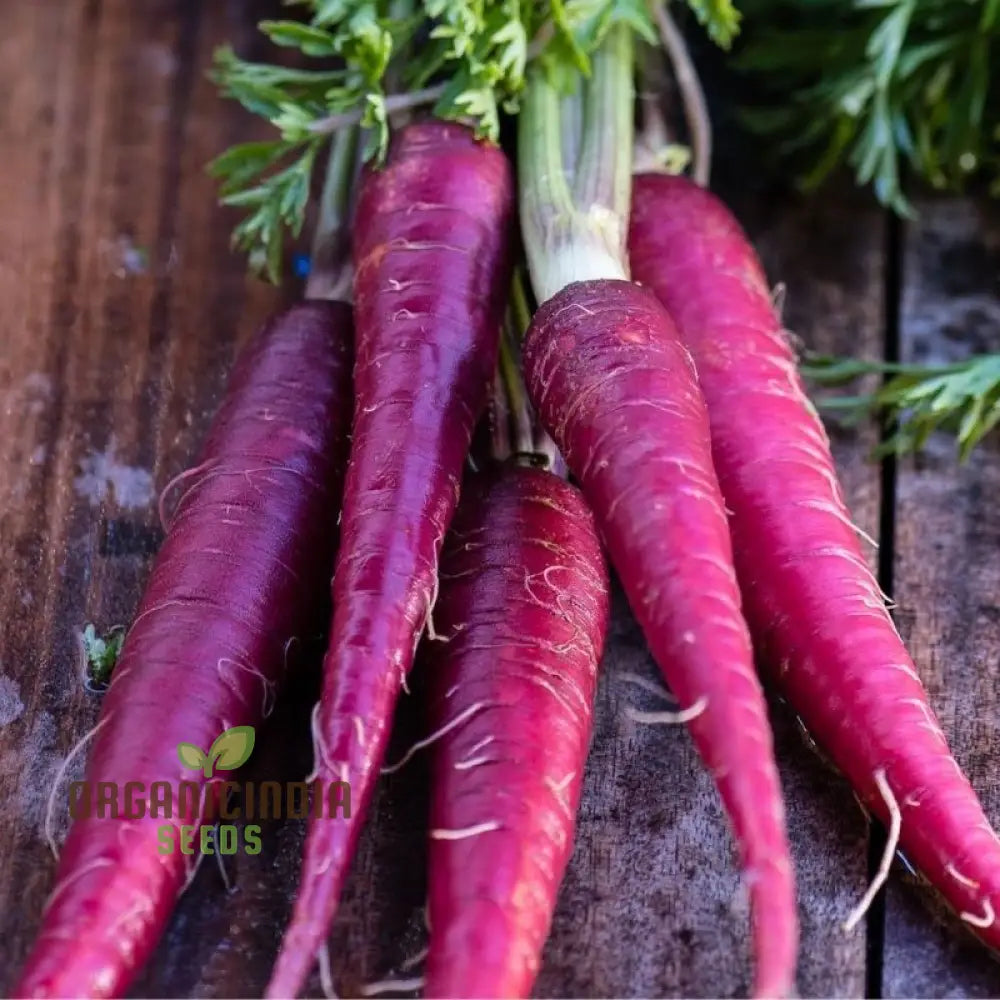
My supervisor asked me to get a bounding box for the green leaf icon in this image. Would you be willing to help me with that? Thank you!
[207,726,256,773]
[177,742,207,771]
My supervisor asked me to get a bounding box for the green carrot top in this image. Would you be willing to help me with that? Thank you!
[210,0,737,281]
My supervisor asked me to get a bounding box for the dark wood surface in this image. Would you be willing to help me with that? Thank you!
[1,2,999,998]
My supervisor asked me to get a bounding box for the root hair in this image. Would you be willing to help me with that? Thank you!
[382,701,489,775]
[429,821,501,840]
[45,715,111,859]
[961,898,995,930]
[617,671,676,702]
[317,942,338,998]
[400,946,429,972]
[844,769,900,932]
[360,977,424,996]
[627,695,708,725]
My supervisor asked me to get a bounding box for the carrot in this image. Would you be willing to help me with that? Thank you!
[422,464,609,998]
[629,171,1000,948]
[517,28,797,997]
[523,279,797,996]
[14,301,354,999]
[267,121,514,997]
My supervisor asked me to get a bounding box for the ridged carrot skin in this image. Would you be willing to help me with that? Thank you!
[267,123,513,997]
[523,279,798,999]
[630,172,1000,950]
[14,301,354,999]
[423,465,609,998]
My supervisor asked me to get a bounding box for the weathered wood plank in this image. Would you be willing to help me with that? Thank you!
[882,197,1000,998]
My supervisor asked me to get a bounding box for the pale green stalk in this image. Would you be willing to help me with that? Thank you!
[305,127,359,301]
[518,25,635,304]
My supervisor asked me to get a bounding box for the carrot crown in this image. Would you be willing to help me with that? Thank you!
[519,23,635,304]
[209,1,739,282]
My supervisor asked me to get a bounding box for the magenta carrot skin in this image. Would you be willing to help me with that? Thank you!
[523,279,798,999]
[423,465,609,998]
[13,301,354,999]
[267,122,513,997]
[630,172,1000,949]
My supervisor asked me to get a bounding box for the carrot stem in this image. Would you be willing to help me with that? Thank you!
[305,85,446,137]
[305,126,359,301]
[518,25,634,304]
[560,78,584,181]
[509,267,534,341]
[500,270,565,474]
[638,41,673,151]
[499,328,534,459]
[649,0,712,186]
[490,368,513,463]
[572,25,634,223]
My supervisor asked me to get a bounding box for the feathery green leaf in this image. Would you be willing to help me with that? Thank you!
[803,353,1000,459]
[737,0,1000,210]
[210,0,723,277]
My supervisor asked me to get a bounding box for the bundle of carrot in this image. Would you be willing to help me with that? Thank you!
[13,2,1000,998]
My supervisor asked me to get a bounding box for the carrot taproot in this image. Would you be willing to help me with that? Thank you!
[267,121,513,997]
[514,25,797,995]
[522,279,798,997]
[629,171,1000,948]
[14,301,354,999]
[421,464,609,998]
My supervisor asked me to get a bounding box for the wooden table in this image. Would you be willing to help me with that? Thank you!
[2,3,999,997]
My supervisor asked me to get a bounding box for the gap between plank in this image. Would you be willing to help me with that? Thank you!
[865,206,905,1000]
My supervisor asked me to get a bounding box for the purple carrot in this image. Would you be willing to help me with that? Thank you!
[522,280,799,997]
[15,301,354,998]
[423,464,609,998]
[267,122,514,997]
[630,171,1000,952]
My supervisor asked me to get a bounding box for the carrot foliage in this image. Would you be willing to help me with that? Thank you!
[803,353,1000,459]
[737,0,1000,214]
[210,0,733,280]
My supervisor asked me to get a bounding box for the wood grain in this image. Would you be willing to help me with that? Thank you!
[881,197,1000,998]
